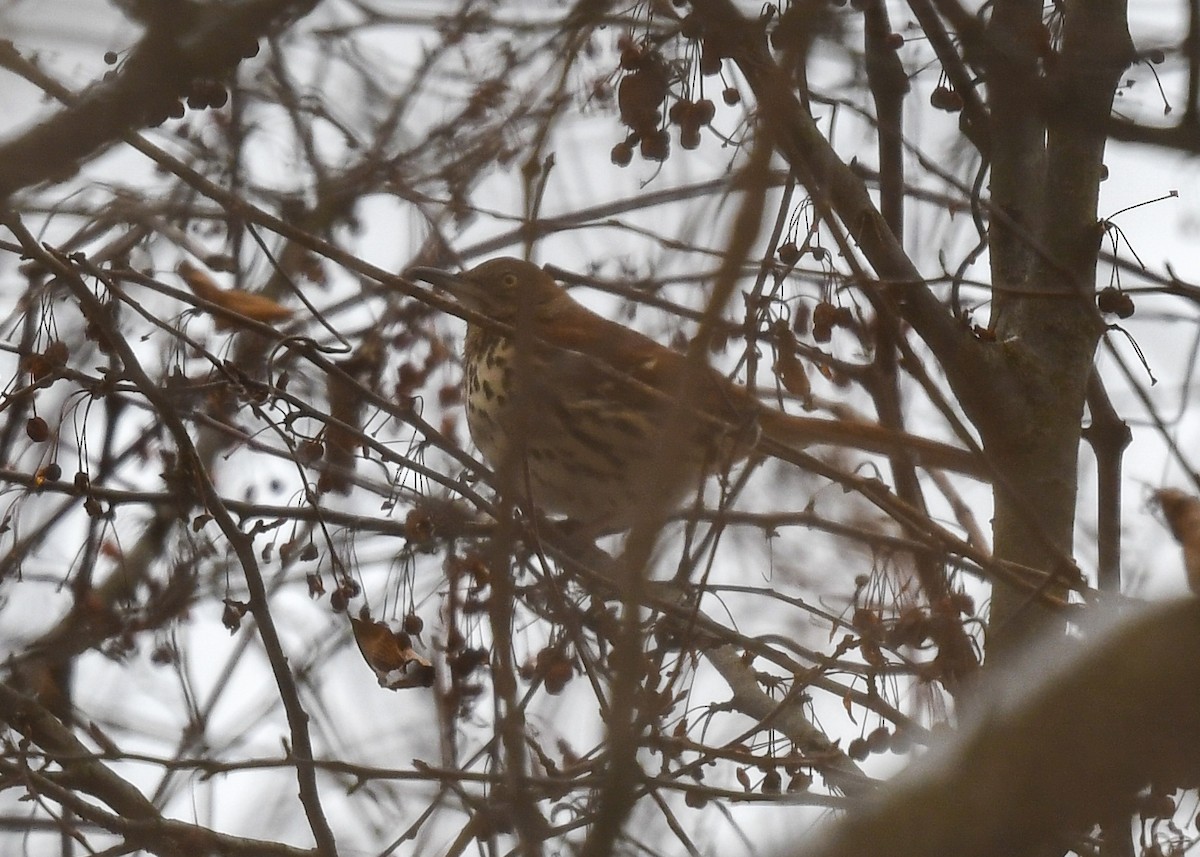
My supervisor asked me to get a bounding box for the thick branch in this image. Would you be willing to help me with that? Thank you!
[688,0,1003,436]
[984,0,1046,313]
[0,682,317,857]
[0,0,315,201]
[792,598,1200,857]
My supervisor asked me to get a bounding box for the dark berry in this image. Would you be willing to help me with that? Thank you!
[640,129,670,161]
[930,86,964,112]
[26,417,49,442]
[1097,286,1134,318]
[848,737,869,761]
[620,46,643,70]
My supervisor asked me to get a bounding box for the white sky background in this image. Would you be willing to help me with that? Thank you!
[1,0,1199,854]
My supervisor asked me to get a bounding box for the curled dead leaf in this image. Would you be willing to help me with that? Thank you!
[772,330,812,408]
[1154,488,1200,594]
[350,614,434,690]
[178,260,293,330]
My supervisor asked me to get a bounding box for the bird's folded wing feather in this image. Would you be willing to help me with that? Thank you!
[536,298,986,479]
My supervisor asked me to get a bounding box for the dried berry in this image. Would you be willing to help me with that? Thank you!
[680,14,704,40]
[26,417,49,442]
[930,85,963,112]
[1097,286,1134,318]
[1138,793,1175,820]
[777,241,801,265]
[619,69,668,132]
[43,339,69,367]
[788,771,813,792]
[722,87,740,105]
[812,302,841,337]
[640,129,670,161]
[543,658,573,695]
[404,508,435,545]
[761,769,782,794]
[889,729,912,754]
[848,737,869,761]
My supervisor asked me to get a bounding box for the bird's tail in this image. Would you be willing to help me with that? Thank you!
[756,407,988,480]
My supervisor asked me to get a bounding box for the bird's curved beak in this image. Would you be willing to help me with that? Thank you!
[407,266,459,294]
[407,267,486,310]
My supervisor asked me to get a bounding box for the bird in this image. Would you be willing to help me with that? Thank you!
[409,257,984,533]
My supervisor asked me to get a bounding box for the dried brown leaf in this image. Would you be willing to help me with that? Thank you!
[1154,488,1200,594]
[178,261,293,330]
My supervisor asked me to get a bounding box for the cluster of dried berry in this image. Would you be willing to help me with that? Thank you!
[777,240,828,266]
[1097,285,1135,319]
[668,97,715,150]
[847,725,907,761]
[101,39,257,128]
[612,36,673,164]
[610,14,742,167]
[811,300,855,342]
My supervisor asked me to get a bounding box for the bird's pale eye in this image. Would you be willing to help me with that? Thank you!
[501,273,518,288]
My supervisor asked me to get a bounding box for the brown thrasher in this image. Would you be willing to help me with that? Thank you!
[410,258,983,532]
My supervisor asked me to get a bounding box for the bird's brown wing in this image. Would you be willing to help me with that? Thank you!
[535,296,758,424]
[535,291,986,479]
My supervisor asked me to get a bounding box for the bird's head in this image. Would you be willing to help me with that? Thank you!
[408,257,564,323]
